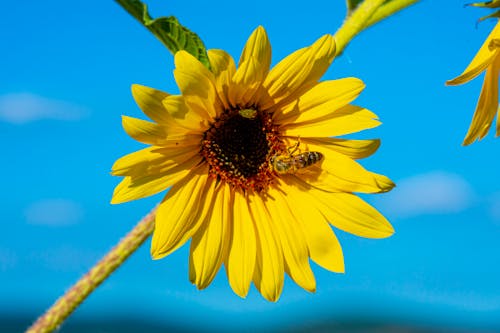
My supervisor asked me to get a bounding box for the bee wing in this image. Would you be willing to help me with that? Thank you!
[294,164,321,176]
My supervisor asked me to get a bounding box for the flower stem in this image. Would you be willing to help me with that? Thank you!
[334,0,387,56]
[26,207,157,333]
[364,0,420,29]
[334,0,420,56]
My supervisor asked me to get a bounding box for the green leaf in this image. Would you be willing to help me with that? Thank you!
[115,0,211,70]
[468,0,500,8]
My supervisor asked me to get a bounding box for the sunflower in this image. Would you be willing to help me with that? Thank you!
[111,26,395,301]
[447,21,500,145]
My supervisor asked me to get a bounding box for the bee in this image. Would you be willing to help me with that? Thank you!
[270,140,323,174]
[238,108,258,119]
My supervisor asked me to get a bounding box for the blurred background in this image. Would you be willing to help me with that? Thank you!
[1,0,500,332]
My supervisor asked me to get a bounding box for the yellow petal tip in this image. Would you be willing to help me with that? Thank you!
[378,223,395,238]
[151,248,167,260]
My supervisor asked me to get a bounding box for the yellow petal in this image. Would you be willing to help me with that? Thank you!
[112,147,165,176]
[174,51,219,119]
[294,140,394,193]
[300,137,380,159]
[161,95,209,132]
[469,1,500,8]
[238,26,272,72]
[267,186,316,292]
[208,49,236,110]
[463,57,500,145]
[447,22,500,85]
[302,166,394,195]
[209,49,237,78]
[227,26,272,107]
[283,105,381,137]
[250,193,284,302]
[151,168,216,259]
[282,179,344,272]
[131,84,170,124]
[311,189,394,238]
[228,57,263,107]
[226,188,256,298]
[262,34,336,109]
[111,156,202,204]
[497,104,500,137]
[111,144,199,177]
[189,183,231,289]
[121,116,166,145]
[131,84,205,137]
[275,78,365,124]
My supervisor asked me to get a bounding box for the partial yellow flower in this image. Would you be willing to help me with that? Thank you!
[468,0,500,9]
[111,26,395,301]
[447,21,500,145]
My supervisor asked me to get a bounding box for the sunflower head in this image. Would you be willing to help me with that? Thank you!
[112,26,394,301]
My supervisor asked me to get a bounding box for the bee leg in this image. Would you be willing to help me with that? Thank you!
[287,136,301,156]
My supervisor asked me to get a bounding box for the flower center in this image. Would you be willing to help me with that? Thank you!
[201,108,282,192]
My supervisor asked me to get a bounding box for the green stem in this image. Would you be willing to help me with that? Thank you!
[26,207,157,333]
[364,0,420,29]
[334,0,386,56]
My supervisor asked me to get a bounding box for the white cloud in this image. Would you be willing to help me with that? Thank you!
[25,198,83,226]
[0,92,88,124]
[375,171,475,218]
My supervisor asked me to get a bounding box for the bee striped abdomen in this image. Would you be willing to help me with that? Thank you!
[298,151,323,168]
[271,151,323,174]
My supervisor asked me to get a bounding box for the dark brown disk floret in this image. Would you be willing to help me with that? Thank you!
[201,107,283,192]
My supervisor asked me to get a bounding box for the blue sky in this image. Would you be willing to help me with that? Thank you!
[2,0,500,331]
